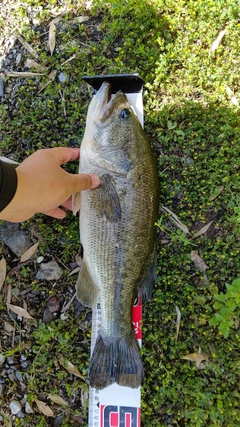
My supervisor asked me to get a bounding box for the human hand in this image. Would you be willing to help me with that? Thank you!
[0,147,100,222]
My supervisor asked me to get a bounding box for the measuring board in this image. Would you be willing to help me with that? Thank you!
[83,74,144,427]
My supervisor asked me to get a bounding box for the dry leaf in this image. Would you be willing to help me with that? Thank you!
[6,284,12,305]
[226,85,239,106]
[58,355,84,379]
[24,58,48,72]
[39,69,57,93]
[0,257,6,291]
[61,54,77,66]
[68,266,80,276]
[7,71,45,78]
[20,243,39,263]
[209,185,224,201]
[76,16,90,23]
[47,394,69,406]
[182,347,209,368]
[235,319,239,330]
[191,221,213,239]
[190,251,209,272]
[209,29,226,53]
[175,305,181,343]
[61,292,76,314]
[7,304,34,319]
[49,21,56,56]
[18,36,38,58]
[50,15,63,25]
[34,399,54,417]
[161,206,190,234]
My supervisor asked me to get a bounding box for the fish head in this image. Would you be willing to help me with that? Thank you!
[82,82,144,173]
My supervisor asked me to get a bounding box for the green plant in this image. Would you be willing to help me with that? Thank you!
[209,278,240,337]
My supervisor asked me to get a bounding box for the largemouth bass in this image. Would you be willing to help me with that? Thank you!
[76,81,159,390]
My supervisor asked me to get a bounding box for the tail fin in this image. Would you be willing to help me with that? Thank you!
[89,331,144,390]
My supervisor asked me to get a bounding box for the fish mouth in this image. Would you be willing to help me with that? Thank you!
[93,82,128,122]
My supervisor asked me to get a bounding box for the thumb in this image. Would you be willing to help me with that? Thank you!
[69,173,100,193]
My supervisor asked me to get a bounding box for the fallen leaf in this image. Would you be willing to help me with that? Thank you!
[18,36,39,58]
[47,394,69,406]
[209,29,226,53]
[226,85,239,106]
[75,255,83,267]
[68,266,80,276]
[161,206,190,234]
[175,305,181,343]
[0,257,6,291]
[34,399,54,417]
[7,304,34,319]
[39,70,57,93]
[191,221,213,239]
[24,58,48,72]
[49,21,56,56]
[7,71,45,78]
[58,355,85,379]
[182,347,209,369]
[50,15,63,25]
[4,321,15,333]
[61,292,76,312]
[61,54,77,66]
[209,186,224,201]
[76,15,90,23]
[20,243,39,262]
[235,319,239,330]
[6,283,12,305]
[190,251,209,272]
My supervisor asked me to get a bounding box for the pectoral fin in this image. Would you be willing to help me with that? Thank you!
[139,246,158,304]
[97,174,121,223]
[72,192,81,216]
[76,259,99,307]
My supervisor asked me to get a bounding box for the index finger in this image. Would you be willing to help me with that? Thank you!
[49,147,80,165]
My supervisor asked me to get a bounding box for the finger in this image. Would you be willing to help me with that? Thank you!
[50,147,80,165]
[43,207,67,219]
[61,198,72,211]
[68,173,100,194]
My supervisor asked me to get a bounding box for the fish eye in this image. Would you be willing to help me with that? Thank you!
[119,108,130,120]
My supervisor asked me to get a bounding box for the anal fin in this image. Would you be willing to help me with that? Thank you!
[139,246,158,304]
[76,259,99,308]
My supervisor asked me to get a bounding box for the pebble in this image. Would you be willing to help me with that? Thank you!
[15,52,22,66]
[58,72,67,83]
[0,222,33,257]
[16,371,23,382]
[10,400,22,415]
[0,354,6,366]
[0,384,4,397]
[8,371,16,382]
[36,260,62,280]
[25,401,34,414]
[7,356,17,365]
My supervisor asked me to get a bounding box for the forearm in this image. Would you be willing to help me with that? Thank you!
[0,160,18,212]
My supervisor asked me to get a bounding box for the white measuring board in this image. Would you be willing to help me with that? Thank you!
[85,75,144,427]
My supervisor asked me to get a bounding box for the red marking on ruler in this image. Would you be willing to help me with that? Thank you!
[132,292,142,340]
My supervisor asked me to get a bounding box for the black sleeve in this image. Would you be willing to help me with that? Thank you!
[0,160,18,212]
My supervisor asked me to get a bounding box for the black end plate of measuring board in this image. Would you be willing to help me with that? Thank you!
[82,73,144,93]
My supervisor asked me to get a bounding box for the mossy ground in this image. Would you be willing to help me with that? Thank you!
[0,1,240,426]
